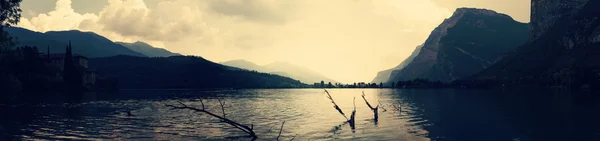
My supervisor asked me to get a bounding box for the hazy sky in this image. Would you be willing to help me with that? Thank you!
[17,0,530,83]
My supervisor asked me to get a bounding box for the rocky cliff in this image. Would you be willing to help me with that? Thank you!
[474,0,600,87]
[530,0,589,41]
[385,8,528,83]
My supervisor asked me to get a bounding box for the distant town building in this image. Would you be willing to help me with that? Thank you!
[358,82,366,87]
[314,83,320,88]
[44,46,97,88]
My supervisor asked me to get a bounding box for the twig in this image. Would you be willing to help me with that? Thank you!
[277,121,286,141]
[392,104,402,115]
[218,99,226,118]
[378,101,388,112]
[290,134,298,141]
[199,99,205,110]
[324,89,349,120]
[268,125,276,132]
[165,101,257,139]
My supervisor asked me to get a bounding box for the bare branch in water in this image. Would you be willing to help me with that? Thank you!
[349,97,356,129]
[268,124,276,132]
[324,89,349,120]
[378,101,388,112]
[277,121,286,141]
[218,99,226,118]
[290,134,298,141]
[361,91,379,121]
[165,101,257,139]
[392,104,402,115]
[199,99,205,110]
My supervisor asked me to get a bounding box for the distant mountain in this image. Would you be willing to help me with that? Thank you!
[371,45,422,83]
[89,56,305,89]
[4,27,145,58]
[472,0,600,88]
[116,41,181,57]
[264,61,338,84]
[385,8,529,83]
[221,60,337,84]
[220,59,267,72]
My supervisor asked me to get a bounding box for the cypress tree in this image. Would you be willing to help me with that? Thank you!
[63,41,83,103]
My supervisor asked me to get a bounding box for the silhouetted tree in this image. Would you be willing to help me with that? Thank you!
[320,80,325,88]
[327,82,333,88]
[0,0,22,27]
[0,0,22,55]
[62,41,83,103]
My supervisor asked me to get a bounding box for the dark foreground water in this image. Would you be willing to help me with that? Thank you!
[1,89,600,141]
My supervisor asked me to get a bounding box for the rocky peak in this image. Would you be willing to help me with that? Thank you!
[453,8,513,19]
[384,8,527,82]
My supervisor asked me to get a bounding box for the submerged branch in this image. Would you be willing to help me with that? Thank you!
[361,91,379,121]
[324,89,349,120]
[277,121,285,141]
[164,101,257,139]
[218,99,226,118]
[378,101,387,112]
[290,134,298,141]
[349,97,356,129]
[392,104,402,114]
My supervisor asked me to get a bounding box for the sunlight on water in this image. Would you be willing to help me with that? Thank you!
[1,89,600,141]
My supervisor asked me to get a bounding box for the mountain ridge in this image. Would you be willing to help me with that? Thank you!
[90,55,305,89]
[221,59,337,84]
[4,27,145,58]
[116,41,181,57]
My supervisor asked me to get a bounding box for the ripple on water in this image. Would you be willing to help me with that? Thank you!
[12,89,578,140]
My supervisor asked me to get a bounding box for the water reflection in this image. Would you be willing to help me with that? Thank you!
[0,89,599,141]
[395,89,600,141]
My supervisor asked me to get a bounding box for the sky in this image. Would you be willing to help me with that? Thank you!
[16,0,530,83]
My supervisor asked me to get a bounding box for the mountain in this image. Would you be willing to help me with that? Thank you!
[89,56,305,89]
[264,61,337,84]
[4,27,145,58]
[221,59,267,72]
[116,41,181,57]
[385,8,529,83]
[221,60,337,84]
[371,45,422,83]
[472,0,600,88]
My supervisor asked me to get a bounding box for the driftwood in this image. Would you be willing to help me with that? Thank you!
[164,100,257,139]
[361,91,379,121]
[324,89,355,128]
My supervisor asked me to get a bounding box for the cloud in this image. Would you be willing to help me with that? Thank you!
[18,0,454,83]
[22,0,99,32]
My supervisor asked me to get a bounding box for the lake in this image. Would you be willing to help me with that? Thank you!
[1,89,599,141]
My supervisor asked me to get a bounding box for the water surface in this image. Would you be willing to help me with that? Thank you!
[1,89,599,141]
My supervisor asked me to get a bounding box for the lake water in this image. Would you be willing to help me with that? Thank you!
[1,89,600,141]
